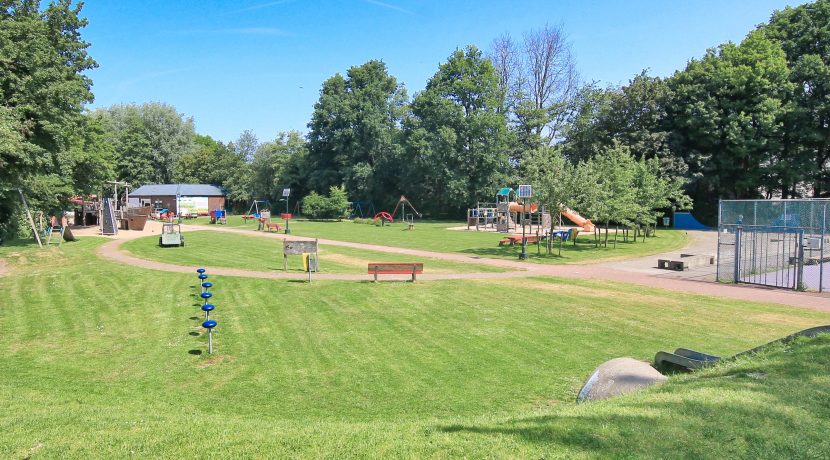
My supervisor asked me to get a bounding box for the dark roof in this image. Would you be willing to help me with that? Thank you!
[130,184,225,197]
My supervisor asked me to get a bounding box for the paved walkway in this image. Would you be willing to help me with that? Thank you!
[93,224,830,313]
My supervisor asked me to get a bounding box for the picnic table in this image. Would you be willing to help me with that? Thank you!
[499,234,540,246]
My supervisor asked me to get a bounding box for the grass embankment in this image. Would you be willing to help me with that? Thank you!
[1,238,828,457]
[187,216,688,264]
[122,231,508,274]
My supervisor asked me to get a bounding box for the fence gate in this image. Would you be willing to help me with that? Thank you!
[727,225,805,290]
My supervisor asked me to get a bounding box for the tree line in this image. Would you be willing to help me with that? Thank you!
[2,0,829,240]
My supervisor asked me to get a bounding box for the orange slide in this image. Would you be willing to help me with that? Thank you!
[508,202,538,213]
[560,207,595,232]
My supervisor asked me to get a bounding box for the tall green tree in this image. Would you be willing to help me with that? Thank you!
[306,60,407,205]
[222,130,256,206]
[0,0,97,239]
[667,30,793,220]
[763,0,830,197]
[249,131,307,204]
[403,46,511,217]
[173,134,232,185]
[96,102,196,186]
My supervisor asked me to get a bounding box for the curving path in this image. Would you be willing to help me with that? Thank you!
[96,225,830,313]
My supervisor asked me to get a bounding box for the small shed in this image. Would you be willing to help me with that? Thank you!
[129,184,226,216]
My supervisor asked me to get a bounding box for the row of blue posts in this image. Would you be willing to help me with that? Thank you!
[197,268,217,354]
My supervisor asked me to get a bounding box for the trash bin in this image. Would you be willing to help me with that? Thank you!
[302,253,318,272]
[662,217,671,227]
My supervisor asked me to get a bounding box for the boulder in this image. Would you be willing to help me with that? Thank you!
[577,357,667,402]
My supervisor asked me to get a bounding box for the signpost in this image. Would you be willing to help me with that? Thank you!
[281,188,291,234]
[517,185,532,260]
[283,239,319,279]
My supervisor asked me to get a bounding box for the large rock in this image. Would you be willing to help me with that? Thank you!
[577,357,667,402]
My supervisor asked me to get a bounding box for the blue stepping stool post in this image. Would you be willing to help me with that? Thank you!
[203,319,217,354]
[200,291,212,306]
[201,303,215,320]
[201,281,213,293]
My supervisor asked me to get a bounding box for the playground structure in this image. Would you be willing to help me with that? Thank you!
[349,200,376,219]
[372,211,394,226]
[246,199,271,218]
[466,187,552,234]
[369,196,422,229]
[391,195,422,229]
[45,216,76,246]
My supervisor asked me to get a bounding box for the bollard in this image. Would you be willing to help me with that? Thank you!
[201,281,213,293]
[201,303,215,319]
[202,319,217,354]
[200,291,212,306]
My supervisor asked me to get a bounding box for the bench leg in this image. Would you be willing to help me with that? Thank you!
[374,268,378,283]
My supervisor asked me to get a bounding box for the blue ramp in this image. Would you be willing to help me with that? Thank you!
[673,212,711,230]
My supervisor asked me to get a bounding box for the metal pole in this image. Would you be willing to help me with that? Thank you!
[208,329,213,354]
[821,204,826,293]
[734,227,742,284]
[716,200,722,282]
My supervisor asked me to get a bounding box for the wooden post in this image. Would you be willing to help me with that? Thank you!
[411,264,416,282]
[18,189,42,248]
[374,266,378,282]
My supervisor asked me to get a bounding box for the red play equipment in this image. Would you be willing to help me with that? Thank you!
[373,211,394,224]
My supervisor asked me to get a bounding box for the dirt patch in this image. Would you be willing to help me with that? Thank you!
[197,354,233,368]
[0,258,8,278]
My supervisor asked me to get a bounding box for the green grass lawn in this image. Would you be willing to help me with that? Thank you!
[121,231,508,274]
[186,216,689,265]
[1,238,829,457]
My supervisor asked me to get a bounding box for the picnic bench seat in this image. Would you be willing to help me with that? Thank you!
[368,262,424,282]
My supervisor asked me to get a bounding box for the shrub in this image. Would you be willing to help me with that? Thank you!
[302,186,350,220]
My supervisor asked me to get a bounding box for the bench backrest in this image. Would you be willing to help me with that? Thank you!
[367,263,424,274]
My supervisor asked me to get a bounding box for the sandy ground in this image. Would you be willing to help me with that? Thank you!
[83,222,830,312]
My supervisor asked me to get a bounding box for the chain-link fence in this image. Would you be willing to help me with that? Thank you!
[717,199,830,292]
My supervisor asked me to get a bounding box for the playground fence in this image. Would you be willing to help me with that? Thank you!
[717,199,830,292]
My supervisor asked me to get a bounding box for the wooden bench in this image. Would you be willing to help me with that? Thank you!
[368,262,424,282]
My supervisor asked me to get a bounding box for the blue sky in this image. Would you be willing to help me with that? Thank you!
[82,0,799,143]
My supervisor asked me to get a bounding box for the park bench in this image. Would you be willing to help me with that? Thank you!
[265,221,282,232]
[368,262,424,282]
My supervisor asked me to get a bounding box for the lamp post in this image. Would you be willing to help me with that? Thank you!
[518,185,532,260]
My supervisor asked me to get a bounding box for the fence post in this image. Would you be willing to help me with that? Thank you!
[797,230,805,291]
[822,204,826,293]
[734,226,742,284]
